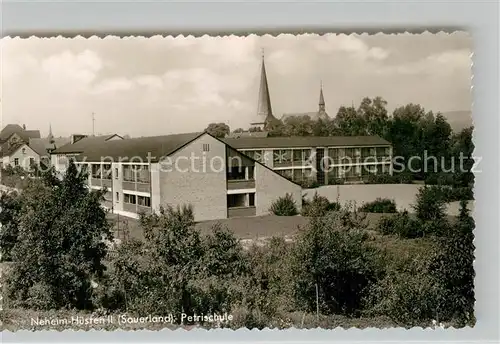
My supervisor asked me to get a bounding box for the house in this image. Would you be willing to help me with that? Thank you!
[223,135,393,185]
[53,131,302,221]
[0,124,42,170]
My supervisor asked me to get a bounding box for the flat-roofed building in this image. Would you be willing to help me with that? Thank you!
[223,135,393,185]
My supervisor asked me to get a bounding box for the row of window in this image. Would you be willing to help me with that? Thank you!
[86,164,151,183]
[13,157,35,167]
[242,147,391,164]
[121,193,151,207]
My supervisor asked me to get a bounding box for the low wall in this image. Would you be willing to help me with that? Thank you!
[303,184,474,214]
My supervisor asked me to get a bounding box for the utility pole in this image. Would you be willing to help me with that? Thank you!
[92,112,95,136]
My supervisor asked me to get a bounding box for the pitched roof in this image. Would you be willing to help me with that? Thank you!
[0,124,41,143]
[29,137,71,157]
[0,124,24,141]
[222,135,392,149]
[1,141,25,157]
[52,134,123,154]
[73,132,203,162]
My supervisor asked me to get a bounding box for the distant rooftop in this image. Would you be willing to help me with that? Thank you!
[72,132,202,162]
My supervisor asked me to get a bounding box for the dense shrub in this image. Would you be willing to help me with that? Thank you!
[301,192,340,217]
[359,198,397,213]
[365,256,445,325]
[327,178,345,185]
[269,193,298,216]
[0,190,22,261]
[291,210,382,316]
[105,207,249,320]
[377,210,423,238]
[429,200,475,325]
[6,161,112,310]
[365,173,413,184]
[413,186,447,222]
[298,178,321,189]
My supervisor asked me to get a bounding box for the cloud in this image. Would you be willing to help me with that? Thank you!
[376,49,471,76]
[313,34,390,61]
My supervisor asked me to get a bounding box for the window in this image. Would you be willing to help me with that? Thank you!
[249,193,255,207]
[29,158,35,166]
[22,148,26,154]
[293,150,302,162]
[227,194,246,208]
[136,165,150,183]
[227,166,246,180]
[245,150,263,162]
[115,192,119,202]
[114,167,118,179]
[123,165,134,182]
[138,196,151,207]
[247,166,255,180]
[124,193,137,204]
[293,169,304,182]
[273,149,292,164]
[202,143,210,152]
[91,164,102,179]
[102,164,112,179]
[14,158,19,166]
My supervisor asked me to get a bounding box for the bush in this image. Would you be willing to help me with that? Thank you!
[105,207,249,320]
[429,200,475,325]
[327,178,345,185]
[291,210,382,316]
[298,178,321,189]
[359,198,397,213]
[301,192,340,217]
[413,186,447,222]
[365,173,413,185]
[377,211,423,238]
[364,257,445,326]
[269,194,298,216]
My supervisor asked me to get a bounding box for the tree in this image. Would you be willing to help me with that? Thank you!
[334,105,366,136]
[0,190,22,261]
[430,199,475,325]
[291,208,380,316]
[413,185,446,222]
[106,205,248,320]
[7,160,112,310]
[233,128,244,133]
[205,122,230,138]
[358,97,389,137]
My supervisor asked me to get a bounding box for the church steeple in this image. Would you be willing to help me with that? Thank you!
[319,81,326,113]
[48,123,54,143]
[251,50,275,129]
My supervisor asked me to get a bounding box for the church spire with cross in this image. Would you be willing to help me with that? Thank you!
[250,49,276,130]
[48,123,54,143]
[319,80,325,112]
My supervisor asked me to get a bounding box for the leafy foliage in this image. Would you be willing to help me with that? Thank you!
[377,210,423,238]
[301,192,340,217]
[269,193,298,216]
[0,190,22,261]
[291,209,381,316]
[413,186,447,222]
[205,122,230,138]
[359,198,397,213]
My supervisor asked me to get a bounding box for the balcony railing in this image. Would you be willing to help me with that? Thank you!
[227,179,255,190]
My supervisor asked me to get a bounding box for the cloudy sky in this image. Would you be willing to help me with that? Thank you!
[1,32,472,138]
